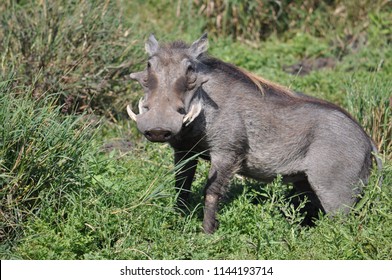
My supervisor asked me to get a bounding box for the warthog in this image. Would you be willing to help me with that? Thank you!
[127,34,381,233]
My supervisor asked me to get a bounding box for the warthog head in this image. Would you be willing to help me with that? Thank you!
[127,34,208,142]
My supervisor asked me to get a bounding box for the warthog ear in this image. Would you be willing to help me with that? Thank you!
[189,33,208,59]
[145,34,159,56]
[129,71,146,84]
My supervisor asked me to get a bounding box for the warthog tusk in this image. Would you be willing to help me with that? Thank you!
[127,98,146,122]
[183,102,202,126]
[126,105,138,122]
[138,98,145,114]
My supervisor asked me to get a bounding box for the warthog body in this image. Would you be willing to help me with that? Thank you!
[128,34,381,233]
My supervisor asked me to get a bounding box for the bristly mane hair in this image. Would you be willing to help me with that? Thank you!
[169,40,189,49]
[197,53,362,126]
[161,41,189,53]
[199,54,297,98]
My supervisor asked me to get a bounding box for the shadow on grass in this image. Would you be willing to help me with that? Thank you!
[176,175,323,230]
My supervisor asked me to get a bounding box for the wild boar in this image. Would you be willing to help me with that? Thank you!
[127,34,381,233]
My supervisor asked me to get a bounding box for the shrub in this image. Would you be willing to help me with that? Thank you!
[0,0,142,117]
[0,77,92,241]
[195,0,390,41]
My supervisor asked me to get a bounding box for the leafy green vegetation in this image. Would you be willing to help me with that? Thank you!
[0,78,93,251]
[0,0,391,259]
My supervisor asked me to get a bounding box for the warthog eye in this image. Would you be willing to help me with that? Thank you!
[186,65,194,75]
[177,107,186,115]
[141,78,149,88]
[186,64,197,88]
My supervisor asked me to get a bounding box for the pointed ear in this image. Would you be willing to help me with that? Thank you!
[145,34,159,56]
[189,33,208,59]
[129,71,146,83]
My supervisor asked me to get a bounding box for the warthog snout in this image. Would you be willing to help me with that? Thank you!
[126,101,202,142]
[144,128,173,142]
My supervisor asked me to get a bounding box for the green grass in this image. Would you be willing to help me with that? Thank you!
[0,77,93,251]
[0,0,391,259]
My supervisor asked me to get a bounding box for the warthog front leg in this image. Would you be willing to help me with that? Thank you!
[203,191,220,234]
[203,153,241,234]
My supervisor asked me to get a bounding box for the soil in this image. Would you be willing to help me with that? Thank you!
[283,57,336,76]
[101,139,134,153]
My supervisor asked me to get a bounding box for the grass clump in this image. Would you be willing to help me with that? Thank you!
[345,74,391,159]
[0,77,92,244]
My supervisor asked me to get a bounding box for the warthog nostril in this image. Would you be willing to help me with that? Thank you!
[144,128,172,142]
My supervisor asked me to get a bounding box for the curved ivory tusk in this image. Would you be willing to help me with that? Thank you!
[183,102,202,126]
[126,105,138,122]
[138,98,145,114]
